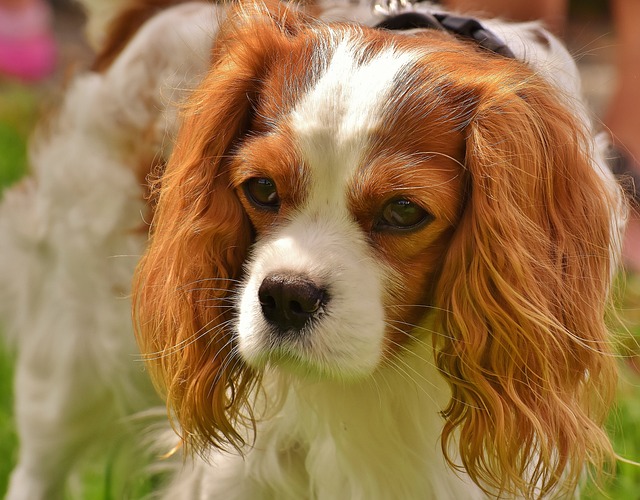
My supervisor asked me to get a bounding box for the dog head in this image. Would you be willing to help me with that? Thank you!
[133,2,622,495]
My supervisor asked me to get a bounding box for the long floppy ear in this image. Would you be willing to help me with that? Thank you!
[434,68,623,497]
[133,1,307,451]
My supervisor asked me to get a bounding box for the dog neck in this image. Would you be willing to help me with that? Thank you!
[239,334,483,499]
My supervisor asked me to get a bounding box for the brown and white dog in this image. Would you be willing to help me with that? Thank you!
[0,1,625,498]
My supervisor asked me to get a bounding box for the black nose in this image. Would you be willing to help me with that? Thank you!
[258,273,326,332]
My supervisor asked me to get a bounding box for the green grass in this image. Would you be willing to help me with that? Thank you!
[581,363,640,499]
[0,81,639,499]
[609,374,640,497]
[0,84,34,190]
[0,344,18,496]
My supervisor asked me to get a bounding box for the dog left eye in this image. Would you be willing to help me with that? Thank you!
[375,198,434,231]
[243,177,280,210]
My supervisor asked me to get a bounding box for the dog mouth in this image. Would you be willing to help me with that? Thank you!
[237,274,341,378]
[236,271,385,380]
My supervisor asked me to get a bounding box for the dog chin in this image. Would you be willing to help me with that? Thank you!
[236,320,385,381]
[250,348,378,382]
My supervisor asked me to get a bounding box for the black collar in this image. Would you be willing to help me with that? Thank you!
[375,11,515,58]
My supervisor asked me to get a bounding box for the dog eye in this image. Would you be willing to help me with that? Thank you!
[376,198,434,231]
[243,177,280,209]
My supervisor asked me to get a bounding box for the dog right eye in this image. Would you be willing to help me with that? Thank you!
[243,177,281,210]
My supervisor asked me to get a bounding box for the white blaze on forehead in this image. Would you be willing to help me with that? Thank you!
[290,36,416,202]
[237,39,414,376]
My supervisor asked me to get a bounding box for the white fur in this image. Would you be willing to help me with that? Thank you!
[0,1,622,499]
[0,3,221,498]
[75,0,131,50]
[238,223,387,376]
[239,39,417,377]
[167,341,484,499]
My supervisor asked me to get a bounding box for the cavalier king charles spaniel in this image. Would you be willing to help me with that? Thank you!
[0,0,626,498]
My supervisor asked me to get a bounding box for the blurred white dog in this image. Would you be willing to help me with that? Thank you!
[0,2,224,497]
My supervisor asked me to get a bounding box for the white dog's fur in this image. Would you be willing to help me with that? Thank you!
[0,3,222,497]
[0,1,623,499]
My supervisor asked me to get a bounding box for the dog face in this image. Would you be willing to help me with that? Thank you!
[134,2,621,496]
[233,34,466,378]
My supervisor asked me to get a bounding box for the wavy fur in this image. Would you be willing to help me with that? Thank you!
[134,3,624,497]
[434,63,620,496]
[133,3,310,450]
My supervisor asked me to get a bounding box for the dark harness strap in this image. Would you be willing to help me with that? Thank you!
[375,11,515,59]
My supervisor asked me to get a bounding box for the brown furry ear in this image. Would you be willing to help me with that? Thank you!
[132,1,308,452]
[434,69,622,497]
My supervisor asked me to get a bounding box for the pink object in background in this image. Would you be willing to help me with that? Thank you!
[0,0,56,81]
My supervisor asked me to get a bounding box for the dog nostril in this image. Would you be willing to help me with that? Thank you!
[260,294,277,310]
[290,298,319,315]
[258,273,326,332]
